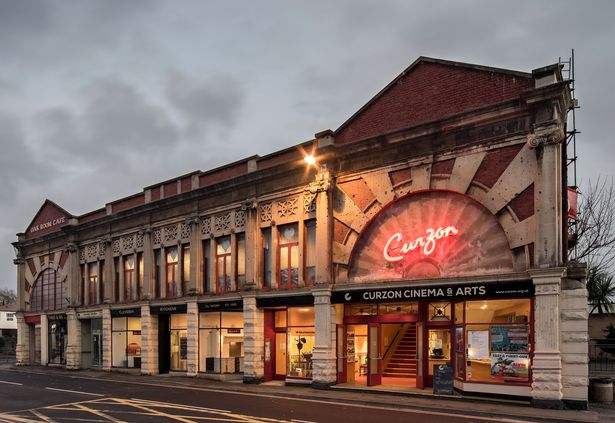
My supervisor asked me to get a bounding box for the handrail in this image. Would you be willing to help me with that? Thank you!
[383,324,405,360]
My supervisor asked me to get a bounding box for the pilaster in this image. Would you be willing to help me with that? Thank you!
[312,169,332,284]
[530,267,566,409]
[188,217,201,295]
[15,312,30,365]
[102,306,112,371]
[142,227,153,300]
[311,285,336,388]
[242,294,264,383]
[103,238,113,303]
[65,243,80,307]
[140,304,158,375]
[243,200,258,290]
[41,314,48,365]
[187,301,199,376]
[65,308,81,370]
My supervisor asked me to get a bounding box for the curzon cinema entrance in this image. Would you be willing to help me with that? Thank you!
[333,282,533,391]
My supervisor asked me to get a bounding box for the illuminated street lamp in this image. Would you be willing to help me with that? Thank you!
[304,154,316,166]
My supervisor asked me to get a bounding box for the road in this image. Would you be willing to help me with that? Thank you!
[0,367,546,423]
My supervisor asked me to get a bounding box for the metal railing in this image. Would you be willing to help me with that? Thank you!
[590,340,615,373]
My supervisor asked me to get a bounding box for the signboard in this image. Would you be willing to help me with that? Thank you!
[77,310,102,320]
[490,326,529,353]
[111,307,142,318]
[47,314,66,321]
[198,300,243,312]
[256,295,314,308]
[150,304,187,315]
[433,363,454,394]
[331,281,533,304]
[25,200,72,240]
[490,353,529,381]
[346,332,355,363]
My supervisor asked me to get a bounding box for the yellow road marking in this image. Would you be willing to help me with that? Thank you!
[29,411,56,423]
[72,403,126,423]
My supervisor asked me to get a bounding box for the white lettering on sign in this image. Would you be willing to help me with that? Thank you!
[30,217,66,233]
[383,226,459,262]
[359,285,486,301]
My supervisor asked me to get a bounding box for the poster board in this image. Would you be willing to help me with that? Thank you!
[467,330,489,360]
[433,364,454,394]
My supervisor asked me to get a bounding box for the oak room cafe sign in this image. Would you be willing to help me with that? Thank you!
[29,217,66,234]
[348,191,514,282]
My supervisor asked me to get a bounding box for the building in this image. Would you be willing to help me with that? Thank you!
[12,57,588,409]
[0,304,17,338]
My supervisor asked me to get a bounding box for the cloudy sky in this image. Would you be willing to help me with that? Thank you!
[1,0,614,290]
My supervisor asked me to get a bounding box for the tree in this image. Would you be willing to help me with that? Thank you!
[587,268,615,314]
[569,177,615,273]
[0,288,16,305]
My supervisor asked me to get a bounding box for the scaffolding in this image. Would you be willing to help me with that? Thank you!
[559,49,580,255]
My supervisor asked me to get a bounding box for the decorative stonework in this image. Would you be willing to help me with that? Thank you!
[99,240,107,258]
[79,248,86,262]
[112,239,121,255]
[136,232,144,249]
[164,224,178,243]
[86,244,98,262]
[201,217,211,236]
[235,210,246,228]
[180,223,191,240]
[303,193,317,214]
[260,203,272,223]
[121,234,134,251]
[277,198,298,218]
[214,213,231,233]
[153,228,162,245]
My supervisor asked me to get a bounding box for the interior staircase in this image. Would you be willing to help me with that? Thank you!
[383,324,417,378]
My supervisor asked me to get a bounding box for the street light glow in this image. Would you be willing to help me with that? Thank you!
[304,155,316,166]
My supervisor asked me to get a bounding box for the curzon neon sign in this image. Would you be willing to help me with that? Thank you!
[383,226,459,262]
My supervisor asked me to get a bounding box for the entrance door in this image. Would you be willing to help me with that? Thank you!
[275,332,287,379]
[158,315,170,374]
[367,323,381,386]
[426,328,451,387]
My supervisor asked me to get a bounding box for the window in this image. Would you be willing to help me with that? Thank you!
[182,245,190,295]
[262,228,272,288]
[6,313,15,321]
[170,314,188,371]
[112,317,141,368]
[199,312,244,374]
[237,234,246,287]
[154,249,161,299]
[216,237,231,293]
[99,261,105,303]
[304,220,316,285]
[166,247,179,298]
[137,254,143,299]
[124,256,136,302]
[88,262,99,305]
[114,257,120,302]
[30,269,67,312]
[287,307,314,378]
[203,240,211,292]
[279,224,298,288]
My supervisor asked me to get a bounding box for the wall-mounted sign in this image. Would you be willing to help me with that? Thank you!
[29,217,66,234]
[77,310,102,320]
[256,295,314,308]
[47,314,66,321]
[150,304,187,315]
[111,307,141,318]
[331,281,533,304]
[348,191,514,282]
[198,300,243,312]
[25,200,72,240]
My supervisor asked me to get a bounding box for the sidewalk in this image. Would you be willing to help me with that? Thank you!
[4,364,609,423]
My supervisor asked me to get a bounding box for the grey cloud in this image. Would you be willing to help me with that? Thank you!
[165,70,244,139]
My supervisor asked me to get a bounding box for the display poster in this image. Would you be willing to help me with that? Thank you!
[347,333,355,363]
[180,337,188,360]
[490,326,529,353]
[455,327,464,353]
[467,330,489,360]
[490,353,529,381]
[265,339,271,362]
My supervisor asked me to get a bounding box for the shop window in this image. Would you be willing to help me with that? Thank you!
[344,304,377,316]
[237,233,246,287]
[287,307,314,378]
[455,326,464,379]
[48,318,67,365]
[124,256,137,303]
[30,268,67,312]
[463,299,531,384]
[170,314,188,371]
[262,228,272,288]
[166,247,179,298]
[216,237,231,293]
[199,312,244,374]
[182,245,190,295]
[274,310,287,328]
[428,328,451,376]
[112,317,141,368]
[304,220,316,285]
[202,240,211,292]
[279,224,298,288]
[428,302,451,322]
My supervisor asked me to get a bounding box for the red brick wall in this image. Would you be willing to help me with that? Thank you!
[79,209,106,224]
[199,162,248,187]
[431,159,455,175]
[338,179,375,211]
[258,150,302,170]
[112,194,145,214]
[473,144,524,189]
[508,183,534,221]
[335,62,533,145]
[25,202,70,240]
[389,168,412,186]
[163,181,178,198]
[180,177,192,194]
[334,220,350,245]
[151,186,161,202]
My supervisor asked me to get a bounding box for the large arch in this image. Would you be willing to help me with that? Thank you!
[348,190,514,282]
[29,268,67,312]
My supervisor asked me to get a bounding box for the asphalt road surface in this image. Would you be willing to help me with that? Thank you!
[0,368,542,423]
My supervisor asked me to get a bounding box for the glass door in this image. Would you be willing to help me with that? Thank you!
[426,328,451,386]
[275,332,287,379]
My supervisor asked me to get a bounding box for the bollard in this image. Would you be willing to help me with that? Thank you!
[591,378,613,404]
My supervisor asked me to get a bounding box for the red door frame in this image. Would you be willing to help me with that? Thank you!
[263,310,275,381]
[367,323,382,386]
[336,324,347,383]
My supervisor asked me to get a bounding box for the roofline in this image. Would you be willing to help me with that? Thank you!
[333,56,534,137]
[24,199,73,234]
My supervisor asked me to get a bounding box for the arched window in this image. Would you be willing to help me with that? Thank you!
[30,268,67,312]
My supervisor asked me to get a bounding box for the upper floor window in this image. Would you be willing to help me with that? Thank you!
[279,224,298,288]
[262,228,272,288]
[30,268,67,312]
[124,256,137,302]
[182,245,190,295]
[216,237,231,293]
[6,313,15,321]
[166,247,179,298]
[305,220,316,285]
[88,262,99,305]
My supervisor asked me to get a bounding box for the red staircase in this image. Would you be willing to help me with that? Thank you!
[383,324,417,378]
